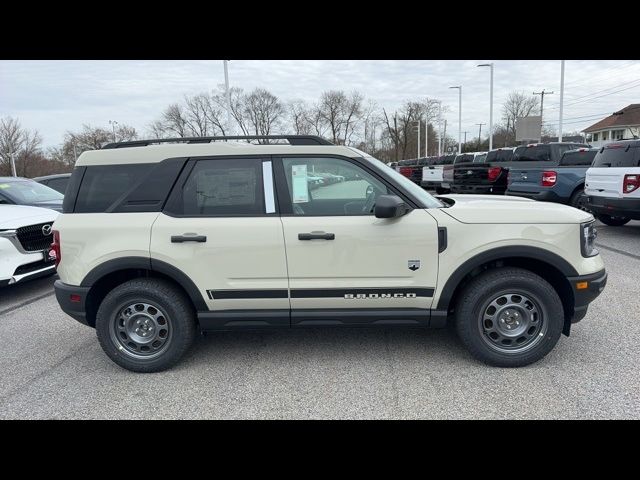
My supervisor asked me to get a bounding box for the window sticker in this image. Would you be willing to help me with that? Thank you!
[291,165,309,203]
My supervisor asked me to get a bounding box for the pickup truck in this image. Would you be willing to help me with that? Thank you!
[450,143,590,195]
[442,152,487,192]
[506,147,597,209]
[421,155,453,193]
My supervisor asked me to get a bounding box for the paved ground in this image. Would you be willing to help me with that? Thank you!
[0,220,638,419]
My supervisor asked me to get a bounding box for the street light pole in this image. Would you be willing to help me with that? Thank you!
[109,120,118,143]
[476,123,485,149]
[415,120,421,158]
[449,86,462,154]
[9,151,17,177]
[438,101,443,156]
[477,63,494,150]
[223,60,233,136]
[559,60,565,142]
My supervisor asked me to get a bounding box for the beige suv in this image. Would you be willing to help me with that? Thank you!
[52,135,607,372]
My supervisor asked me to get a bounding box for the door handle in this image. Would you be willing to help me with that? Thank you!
[298,232,335,241]
[171,234,207,243]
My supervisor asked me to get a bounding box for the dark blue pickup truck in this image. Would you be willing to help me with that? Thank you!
[505,147,597,209]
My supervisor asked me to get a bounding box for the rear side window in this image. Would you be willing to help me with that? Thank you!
[592,146,640,168]
[171,158,265,216]
[560,150,597,166]
[74,165,147,213]
[486,149,513,162]
[512,145,551,161]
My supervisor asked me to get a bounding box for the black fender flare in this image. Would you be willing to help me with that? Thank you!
[436,246,578,311]
[80,256,208,310]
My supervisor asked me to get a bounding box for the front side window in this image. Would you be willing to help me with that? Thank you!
[175,159,265,216]
[281,157,389,216]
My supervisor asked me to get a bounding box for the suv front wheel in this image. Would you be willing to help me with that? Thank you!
[95,278,197,372]
[455,267,564,367]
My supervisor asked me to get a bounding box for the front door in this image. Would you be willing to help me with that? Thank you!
[274,155,439,327]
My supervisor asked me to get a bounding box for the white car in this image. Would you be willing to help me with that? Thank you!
[52,135,605,372]
[0,205,58,286]
[585,140,640,226]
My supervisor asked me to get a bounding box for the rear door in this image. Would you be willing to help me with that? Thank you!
[586,145,640,199]
[274,155,439,326]
[150,156,290,326]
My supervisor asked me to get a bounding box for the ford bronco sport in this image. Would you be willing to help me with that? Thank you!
[52,135,607,372]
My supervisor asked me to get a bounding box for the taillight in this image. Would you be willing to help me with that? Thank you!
[541,171,557,187]
[50,230,61,268]
[399,167,412,177]
[487,166,502,182]
[623,174,640,194]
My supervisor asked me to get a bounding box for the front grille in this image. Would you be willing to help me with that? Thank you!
[16,222,54,252]
[13,258,55,276]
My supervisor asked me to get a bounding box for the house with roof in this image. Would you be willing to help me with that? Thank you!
[582,104,640,147]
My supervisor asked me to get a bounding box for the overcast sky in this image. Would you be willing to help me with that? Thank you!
[2,60,639,149]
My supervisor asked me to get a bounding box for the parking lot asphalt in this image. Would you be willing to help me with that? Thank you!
[0,220,638,419]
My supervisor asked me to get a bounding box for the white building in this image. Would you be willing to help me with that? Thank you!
[582,104,640,148]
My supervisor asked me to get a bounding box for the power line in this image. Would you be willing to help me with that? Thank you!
[546,81,640,111]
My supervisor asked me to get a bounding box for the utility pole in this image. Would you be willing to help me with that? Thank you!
[415,120,421,158]
[73,144,78,164]
[559,60,565,142]
[223,60,233,136]
[462,131,469,151]
[9,151,17,177]
[476,123,485,149]
[533,89,554,130]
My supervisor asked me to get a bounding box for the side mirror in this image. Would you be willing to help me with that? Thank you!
[375,195,409,219]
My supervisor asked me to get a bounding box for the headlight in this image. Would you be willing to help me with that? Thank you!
[580,221,598,257]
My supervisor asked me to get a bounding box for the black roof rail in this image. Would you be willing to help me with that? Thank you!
[102,135,333,149]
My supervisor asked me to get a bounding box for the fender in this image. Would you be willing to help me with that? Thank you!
[436,245,579,311]
[80,256,208,310]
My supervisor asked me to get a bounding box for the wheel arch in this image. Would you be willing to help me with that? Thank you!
[437,246,578,334]
[80,256,207,327]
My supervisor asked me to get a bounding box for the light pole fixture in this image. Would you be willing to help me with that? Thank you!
[449,86,462,154]
[477,63,494,151]
[108,120,118,143]
[413,120,421,158]
[223,60,233,136]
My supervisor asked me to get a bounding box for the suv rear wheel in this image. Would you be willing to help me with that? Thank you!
[95,278,197,372]
[597,214,631,227]
[455,267,564,367]
[569,188,589,212]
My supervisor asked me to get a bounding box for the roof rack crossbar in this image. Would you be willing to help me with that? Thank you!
[102,135,333,149]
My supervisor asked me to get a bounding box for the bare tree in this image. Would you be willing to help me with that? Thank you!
[0,117,45,176]
[289,100,313,135]
[61,123,138,166]
[243,88,285,138]
[316,90,365,145]
[502,91,540,139]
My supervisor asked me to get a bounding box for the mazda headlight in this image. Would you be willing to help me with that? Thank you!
[580,221,598,257]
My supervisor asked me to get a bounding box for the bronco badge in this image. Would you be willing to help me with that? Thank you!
[408,260,420,271]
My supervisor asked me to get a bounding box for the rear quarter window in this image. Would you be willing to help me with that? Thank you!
[74,164,148,213]
[592,146,640,168]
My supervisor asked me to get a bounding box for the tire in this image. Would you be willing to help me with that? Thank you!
[597,214,631,227]
[454,267,564,367]
[95,278,197,373]
[569,188,589,212]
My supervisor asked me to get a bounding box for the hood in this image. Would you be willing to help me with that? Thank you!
[438,194,593,224]
[0,205,59,229]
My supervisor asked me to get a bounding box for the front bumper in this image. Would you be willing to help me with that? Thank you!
[0,235,56,286]
[451,184,506,194]
[567,269,607,324]
[587,195,640,220]
[54,280,91,326]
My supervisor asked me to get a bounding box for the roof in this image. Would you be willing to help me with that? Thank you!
[76,142,360,167]
[583,104,640,133]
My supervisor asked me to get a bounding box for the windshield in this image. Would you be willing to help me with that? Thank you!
[474,154,487,163]
[0,180,63,203]
[454,154,475,164]
[353,151,444,208]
